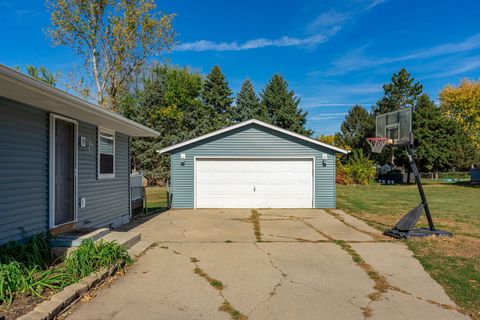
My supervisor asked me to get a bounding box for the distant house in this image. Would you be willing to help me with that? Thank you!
[158,119,348,209]
[0,64,159,245]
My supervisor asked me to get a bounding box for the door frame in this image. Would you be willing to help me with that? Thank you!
[193,156,315,209]
[49,114,79,229]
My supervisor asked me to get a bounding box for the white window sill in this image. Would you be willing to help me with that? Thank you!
[98,174,116,179]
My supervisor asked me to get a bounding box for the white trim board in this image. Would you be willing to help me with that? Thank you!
[193,156,315,209]
[49,114,79,229]
[157,119,348,155]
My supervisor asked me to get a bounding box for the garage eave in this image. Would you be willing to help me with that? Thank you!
[157,119,348,155]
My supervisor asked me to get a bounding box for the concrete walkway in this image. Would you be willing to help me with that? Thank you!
[65,209,468,320]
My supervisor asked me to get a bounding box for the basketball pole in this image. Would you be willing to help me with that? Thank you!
[406,143,435,231]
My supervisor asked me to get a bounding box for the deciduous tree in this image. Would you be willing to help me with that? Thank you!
[439,79,480,149]
[47,0,175,109]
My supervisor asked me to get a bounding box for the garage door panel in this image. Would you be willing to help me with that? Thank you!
[196,158,313,208]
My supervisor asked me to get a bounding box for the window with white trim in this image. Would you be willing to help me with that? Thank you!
[98,129,115,178]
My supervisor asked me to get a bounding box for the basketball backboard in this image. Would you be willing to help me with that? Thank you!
[375,108,412,145]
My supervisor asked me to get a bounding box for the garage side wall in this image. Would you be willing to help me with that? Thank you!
[170,124,337,209]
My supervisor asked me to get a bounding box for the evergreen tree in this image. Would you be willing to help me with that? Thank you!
[413,94,457,172]
[232,79,266,122]
[374,68,423,115]
[261,74,312,136]
[202,65,234,128]
[335,105,374,152]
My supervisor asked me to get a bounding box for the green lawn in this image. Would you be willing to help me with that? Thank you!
[145,186,168,213]
[337,182,480,319]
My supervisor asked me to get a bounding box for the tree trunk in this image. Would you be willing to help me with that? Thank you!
[91,49,103,107]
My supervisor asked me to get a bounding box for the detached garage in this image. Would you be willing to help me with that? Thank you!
[157,119,348,209]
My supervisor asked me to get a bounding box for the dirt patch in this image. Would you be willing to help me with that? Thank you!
[0,292,45,320]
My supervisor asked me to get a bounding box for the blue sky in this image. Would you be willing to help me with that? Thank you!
[1,0,480,136]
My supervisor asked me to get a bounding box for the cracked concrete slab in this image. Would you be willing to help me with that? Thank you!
[65,209,466,320]
[305,211,374,241]
[330,209,382,235]
[369,291,469,320]
[351,242,456,306]
[66,246,229,320]
[260,219,327,242]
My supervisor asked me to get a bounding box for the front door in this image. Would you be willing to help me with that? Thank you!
[53,117,76,226]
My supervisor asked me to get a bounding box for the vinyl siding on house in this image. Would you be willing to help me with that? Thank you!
[170,123,337,209]
[77,123,130,228]
[0,97,131,245]
[0,98,49,244]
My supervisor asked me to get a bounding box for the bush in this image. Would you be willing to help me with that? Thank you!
[337,149,376,185]
[0,233,53,268]
[64,239,131,278]
[0,235,130,307]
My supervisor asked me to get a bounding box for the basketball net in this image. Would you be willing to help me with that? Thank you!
[366,138,392,153]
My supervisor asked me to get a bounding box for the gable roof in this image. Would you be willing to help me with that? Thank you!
[0,64,159,137]
[157,119,348,154]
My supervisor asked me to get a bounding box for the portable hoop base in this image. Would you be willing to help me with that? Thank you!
[384,228,453,239]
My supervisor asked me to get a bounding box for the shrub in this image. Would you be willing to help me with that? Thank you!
[64,239,131,278]
[340,149,377,185]
[0,233,53,268]
[0,235,130,307]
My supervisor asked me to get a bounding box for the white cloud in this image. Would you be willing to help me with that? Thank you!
[325,33,480,75]
[175,0,386,52]
[174,32,337,52]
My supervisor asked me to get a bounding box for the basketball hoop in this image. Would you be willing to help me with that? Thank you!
[366,137,392,153]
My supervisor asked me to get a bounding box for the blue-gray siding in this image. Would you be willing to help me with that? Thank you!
[0,98,49,244]
[77,123,130,228]
[0,97,130,245]
[170,123,337,209]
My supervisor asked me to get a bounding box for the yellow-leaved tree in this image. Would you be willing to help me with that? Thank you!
[439,79,480,148]
[47,0,176,110]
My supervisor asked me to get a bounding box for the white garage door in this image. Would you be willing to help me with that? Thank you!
[195,158,313,208]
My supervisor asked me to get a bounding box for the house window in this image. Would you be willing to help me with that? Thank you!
[98,129,115,178]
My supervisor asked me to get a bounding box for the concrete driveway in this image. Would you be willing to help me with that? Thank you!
[66,209,468,320]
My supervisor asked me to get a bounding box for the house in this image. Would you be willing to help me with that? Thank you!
[0,64,159,245]
[158,119,348,209]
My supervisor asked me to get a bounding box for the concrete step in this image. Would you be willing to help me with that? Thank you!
[98,231,141,249]
[50,228,111,248]
[127,240,153,258]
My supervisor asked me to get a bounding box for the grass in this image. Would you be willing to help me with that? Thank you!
[145,186,168,213]
[337,182,480,319]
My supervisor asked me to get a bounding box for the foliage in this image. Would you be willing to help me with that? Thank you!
[0,233,53,268]
[373,68,423,114]
[335,105,374,152]
[0,235,129,307]
[202,65,234,128]
[413,94,458,172]
[232,79,266,122]
[317,134,336,145]
[25,65,57,86]
[47,0,175,109]
[439,79,480,149]
[64,239,131,279]
[119,64,207,181]
[344,149,376,185]
[260,74,312,136]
